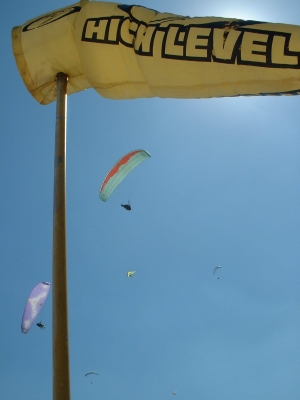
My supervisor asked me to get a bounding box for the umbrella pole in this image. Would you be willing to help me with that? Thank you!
[52,72,70,400]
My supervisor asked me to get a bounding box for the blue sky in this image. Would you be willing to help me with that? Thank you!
[1,1,300,399]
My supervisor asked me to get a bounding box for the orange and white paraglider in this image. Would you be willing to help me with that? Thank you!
[99,149,151,202]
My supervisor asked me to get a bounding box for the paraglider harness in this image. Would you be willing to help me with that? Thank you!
[36,322,45,329]
[121,202,131,210]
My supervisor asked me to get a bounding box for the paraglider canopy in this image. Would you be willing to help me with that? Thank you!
[100,149,151,202]
[85,372,99,377]
[21,282,51,334]
[213,266,221,274]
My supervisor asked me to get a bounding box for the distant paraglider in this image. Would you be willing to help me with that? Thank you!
[85,371,99,384]
[172,391,177,395]
[213,266,221,279]
[127,271,136,278]
[21,282,51,334]
[99,149,151,202]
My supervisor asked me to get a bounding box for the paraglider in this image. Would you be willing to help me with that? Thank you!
[172,391,177,395]
[21,282,51,334]
[121,201,131,211]
[127,271,136,278]
[213,266,221,279]
[85,371,99,384]
[213,266,221,274]
[99,150,151,202]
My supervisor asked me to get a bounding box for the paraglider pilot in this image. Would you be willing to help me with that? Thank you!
[121,203,131,211]
[36,322,45,330]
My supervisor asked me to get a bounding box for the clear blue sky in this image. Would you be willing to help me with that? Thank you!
[1,1,300,400]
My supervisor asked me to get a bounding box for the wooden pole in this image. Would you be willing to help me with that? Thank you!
[52,72,70,400]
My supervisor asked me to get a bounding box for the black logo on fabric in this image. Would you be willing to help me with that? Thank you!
[22,6,81,31]
[81,5,300,71]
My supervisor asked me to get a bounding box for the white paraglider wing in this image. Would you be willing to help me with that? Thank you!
[85,372,99,377]
[21,282,51,334]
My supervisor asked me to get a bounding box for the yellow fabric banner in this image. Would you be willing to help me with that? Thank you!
[12,0,300,104]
